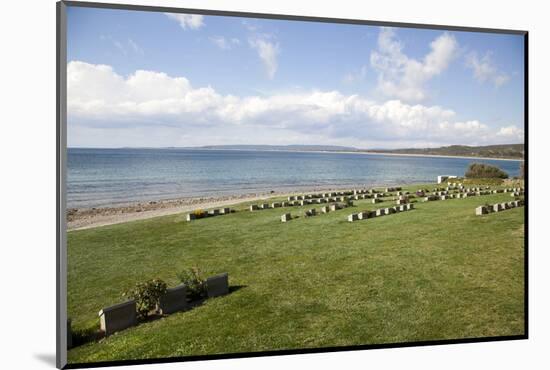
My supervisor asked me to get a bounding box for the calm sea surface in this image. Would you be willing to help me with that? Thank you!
[67,148,522,208]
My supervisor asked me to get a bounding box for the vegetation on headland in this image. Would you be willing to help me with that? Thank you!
[67,181,525,364]
[181,144,525,160]
[465,163,509,179]
[362,144,525,160]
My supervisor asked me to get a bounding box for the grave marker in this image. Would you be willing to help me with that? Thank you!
[206,273,229,298]
[475,206,488,215]
[348,213,358,222]
[99,300,137,336]
[376,209,386,216]
[158,284,189,315]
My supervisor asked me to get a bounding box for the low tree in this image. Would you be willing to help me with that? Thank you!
[177,267,206,301]
[123,278,167,318]
[465,163,509,179]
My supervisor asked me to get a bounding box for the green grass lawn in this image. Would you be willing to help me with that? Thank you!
[67,183,525,364]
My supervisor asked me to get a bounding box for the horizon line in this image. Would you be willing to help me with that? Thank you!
[67,143,525,150]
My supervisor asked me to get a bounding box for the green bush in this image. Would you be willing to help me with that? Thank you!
[123,278,167,318]
[465,163,509,179]
[177,267,206,301]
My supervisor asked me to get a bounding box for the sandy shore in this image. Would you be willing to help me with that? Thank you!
[67,185,376,231]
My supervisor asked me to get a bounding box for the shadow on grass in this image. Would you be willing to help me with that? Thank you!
[70,285,247,350]
[229,284,247,294]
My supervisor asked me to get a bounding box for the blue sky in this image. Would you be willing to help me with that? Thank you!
[66,6,525,148]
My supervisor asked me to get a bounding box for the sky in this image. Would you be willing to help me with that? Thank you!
[66,6,525,149]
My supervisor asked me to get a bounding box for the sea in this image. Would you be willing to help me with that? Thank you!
[67,148,522,208]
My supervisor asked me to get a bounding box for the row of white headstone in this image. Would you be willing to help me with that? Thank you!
[423,191,487,201]
[348,203,414,222]
[475,200,525,215]
[288,190,354,201]
[286,186,399,202]
[252,196,355,211]
[422,186,488,196]
[186,208,231,221]
[280,202,353,222]
[422,186,525,203]
[258,190,399,213]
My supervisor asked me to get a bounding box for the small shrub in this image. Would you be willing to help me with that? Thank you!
[177,267,206,301]
[465,163,508,179]
[123,278,167,318]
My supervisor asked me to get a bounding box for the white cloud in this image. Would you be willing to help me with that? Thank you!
[67,61,522,148]
[466,52,510,87]
[248,37,280,80]
[343,65,368,84]
[496,125,524,141]
[209,36,240,50]
[370,27,457,102]
[165,13,204,30]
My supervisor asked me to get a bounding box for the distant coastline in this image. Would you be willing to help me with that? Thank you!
[70,144,525,161]
[357,151,523,162]
[177,147,524,162]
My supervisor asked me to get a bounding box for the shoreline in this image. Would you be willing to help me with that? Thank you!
[67,176,524,231]
[67,182,423,231]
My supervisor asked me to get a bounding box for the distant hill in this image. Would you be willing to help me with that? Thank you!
[181,143,524,160]
[363,144,524,160]
[197,144,357,152]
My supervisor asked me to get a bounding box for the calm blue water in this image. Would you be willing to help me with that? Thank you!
[67,148,522,208]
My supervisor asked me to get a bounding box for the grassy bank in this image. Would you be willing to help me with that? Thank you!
[67,182,525,364]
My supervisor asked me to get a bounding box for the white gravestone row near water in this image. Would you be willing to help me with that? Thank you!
[475,199,525,215]
[280,201,354,222]
[347,203,415,222]
[184,183,524,224]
